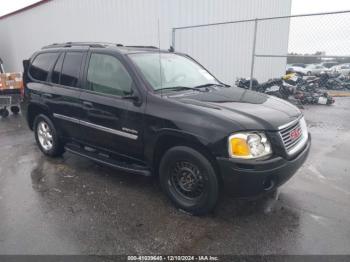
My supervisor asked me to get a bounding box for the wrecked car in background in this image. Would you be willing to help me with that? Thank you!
[236,73,336,106]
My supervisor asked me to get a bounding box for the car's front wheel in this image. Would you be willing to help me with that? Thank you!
[34,114,64,157]
[159,146,219,215]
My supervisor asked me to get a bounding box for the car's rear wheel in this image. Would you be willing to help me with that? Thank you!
[159,146,219,215]
[34,114,64,157]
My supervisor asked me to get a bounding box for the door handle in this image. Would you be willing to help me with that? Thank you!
[83,101,93,108]
[42,93,53,98]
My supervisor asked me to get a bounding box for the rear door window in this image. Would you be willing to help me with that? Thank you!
[60,52,84,87]
[29,52,59,81]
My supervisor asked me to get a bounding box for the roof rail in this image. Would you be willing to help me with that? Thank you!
[125,45,159,49]
[42,42,124,49]
[42,42,160,50]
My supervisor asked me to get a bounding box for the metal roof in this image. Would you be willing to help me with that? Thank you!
[0,0,51,20]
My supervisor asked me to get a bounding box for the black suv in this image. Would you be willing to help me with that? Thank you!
[22,42,311,215]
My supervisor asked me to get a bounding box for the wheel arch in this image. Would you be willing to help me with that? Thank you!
[27,103,51,130]
[150,130,222,183]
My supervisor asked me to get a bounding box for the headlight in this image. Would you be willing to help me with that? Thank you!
[228,132,272,159]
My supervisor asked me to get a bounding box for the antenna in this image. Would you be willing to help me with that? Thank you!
[157,19,163,97]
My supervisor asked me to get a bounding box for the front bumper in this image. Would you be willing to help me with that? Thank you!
[217,134,311,197]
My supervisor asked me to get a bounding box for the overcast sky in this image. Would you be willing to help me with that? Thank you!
[290,0,350,55]
[292,0,350,14]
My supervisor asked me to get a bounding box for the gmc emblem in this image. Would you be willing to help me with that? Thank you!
[290,128,301,140]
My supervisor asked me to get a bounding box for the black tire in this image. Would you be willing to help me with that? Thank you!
[33,114,64,157]
[0,108,9,118]
[10,106,20,114]
[159,146,219,215]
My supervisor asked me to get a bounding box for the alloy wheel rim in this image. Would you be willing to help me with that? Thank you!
[37,121,53,151]
[170,161,205,200]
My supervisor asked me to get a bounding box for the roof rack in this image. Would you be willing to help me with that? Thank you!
[42,42,124,49]
[125,45,159,49]
[42,42,160,50]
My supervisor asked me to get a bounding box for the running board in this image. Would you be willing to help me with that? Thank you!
[64,143,151,176]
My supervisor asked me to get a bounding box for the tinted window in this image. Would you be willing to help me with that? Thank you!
[29,52,58,81]
[60,52,84,87]
[51,53,64,84]
[87,53,132,96]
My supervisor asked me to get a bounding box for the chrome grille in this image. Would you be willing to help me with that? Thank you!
[279,117,308,155]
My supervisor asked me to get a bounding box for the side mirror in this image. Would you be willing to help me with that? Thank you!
[122,94,139,101]
[122,89,141,105]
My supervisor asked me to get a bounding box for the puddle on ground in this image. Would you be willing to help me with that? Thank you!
[30,157,71,193]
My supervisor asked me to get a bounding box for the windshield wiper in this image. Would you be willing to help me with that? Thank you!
[155,86,204,92]
[194,83,226,89]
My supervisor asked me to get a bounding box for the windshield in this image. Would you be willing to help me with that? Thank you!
[129,53,219,90]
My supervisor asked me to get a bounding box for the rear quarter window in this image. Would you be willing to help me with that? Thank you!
[29,52,59,81]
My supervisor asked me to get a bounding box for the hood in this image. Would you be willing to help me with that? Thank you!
[169,87,301,130]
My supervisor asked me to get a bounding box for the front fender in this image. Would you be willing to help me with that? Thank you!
[144,128,211,166]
